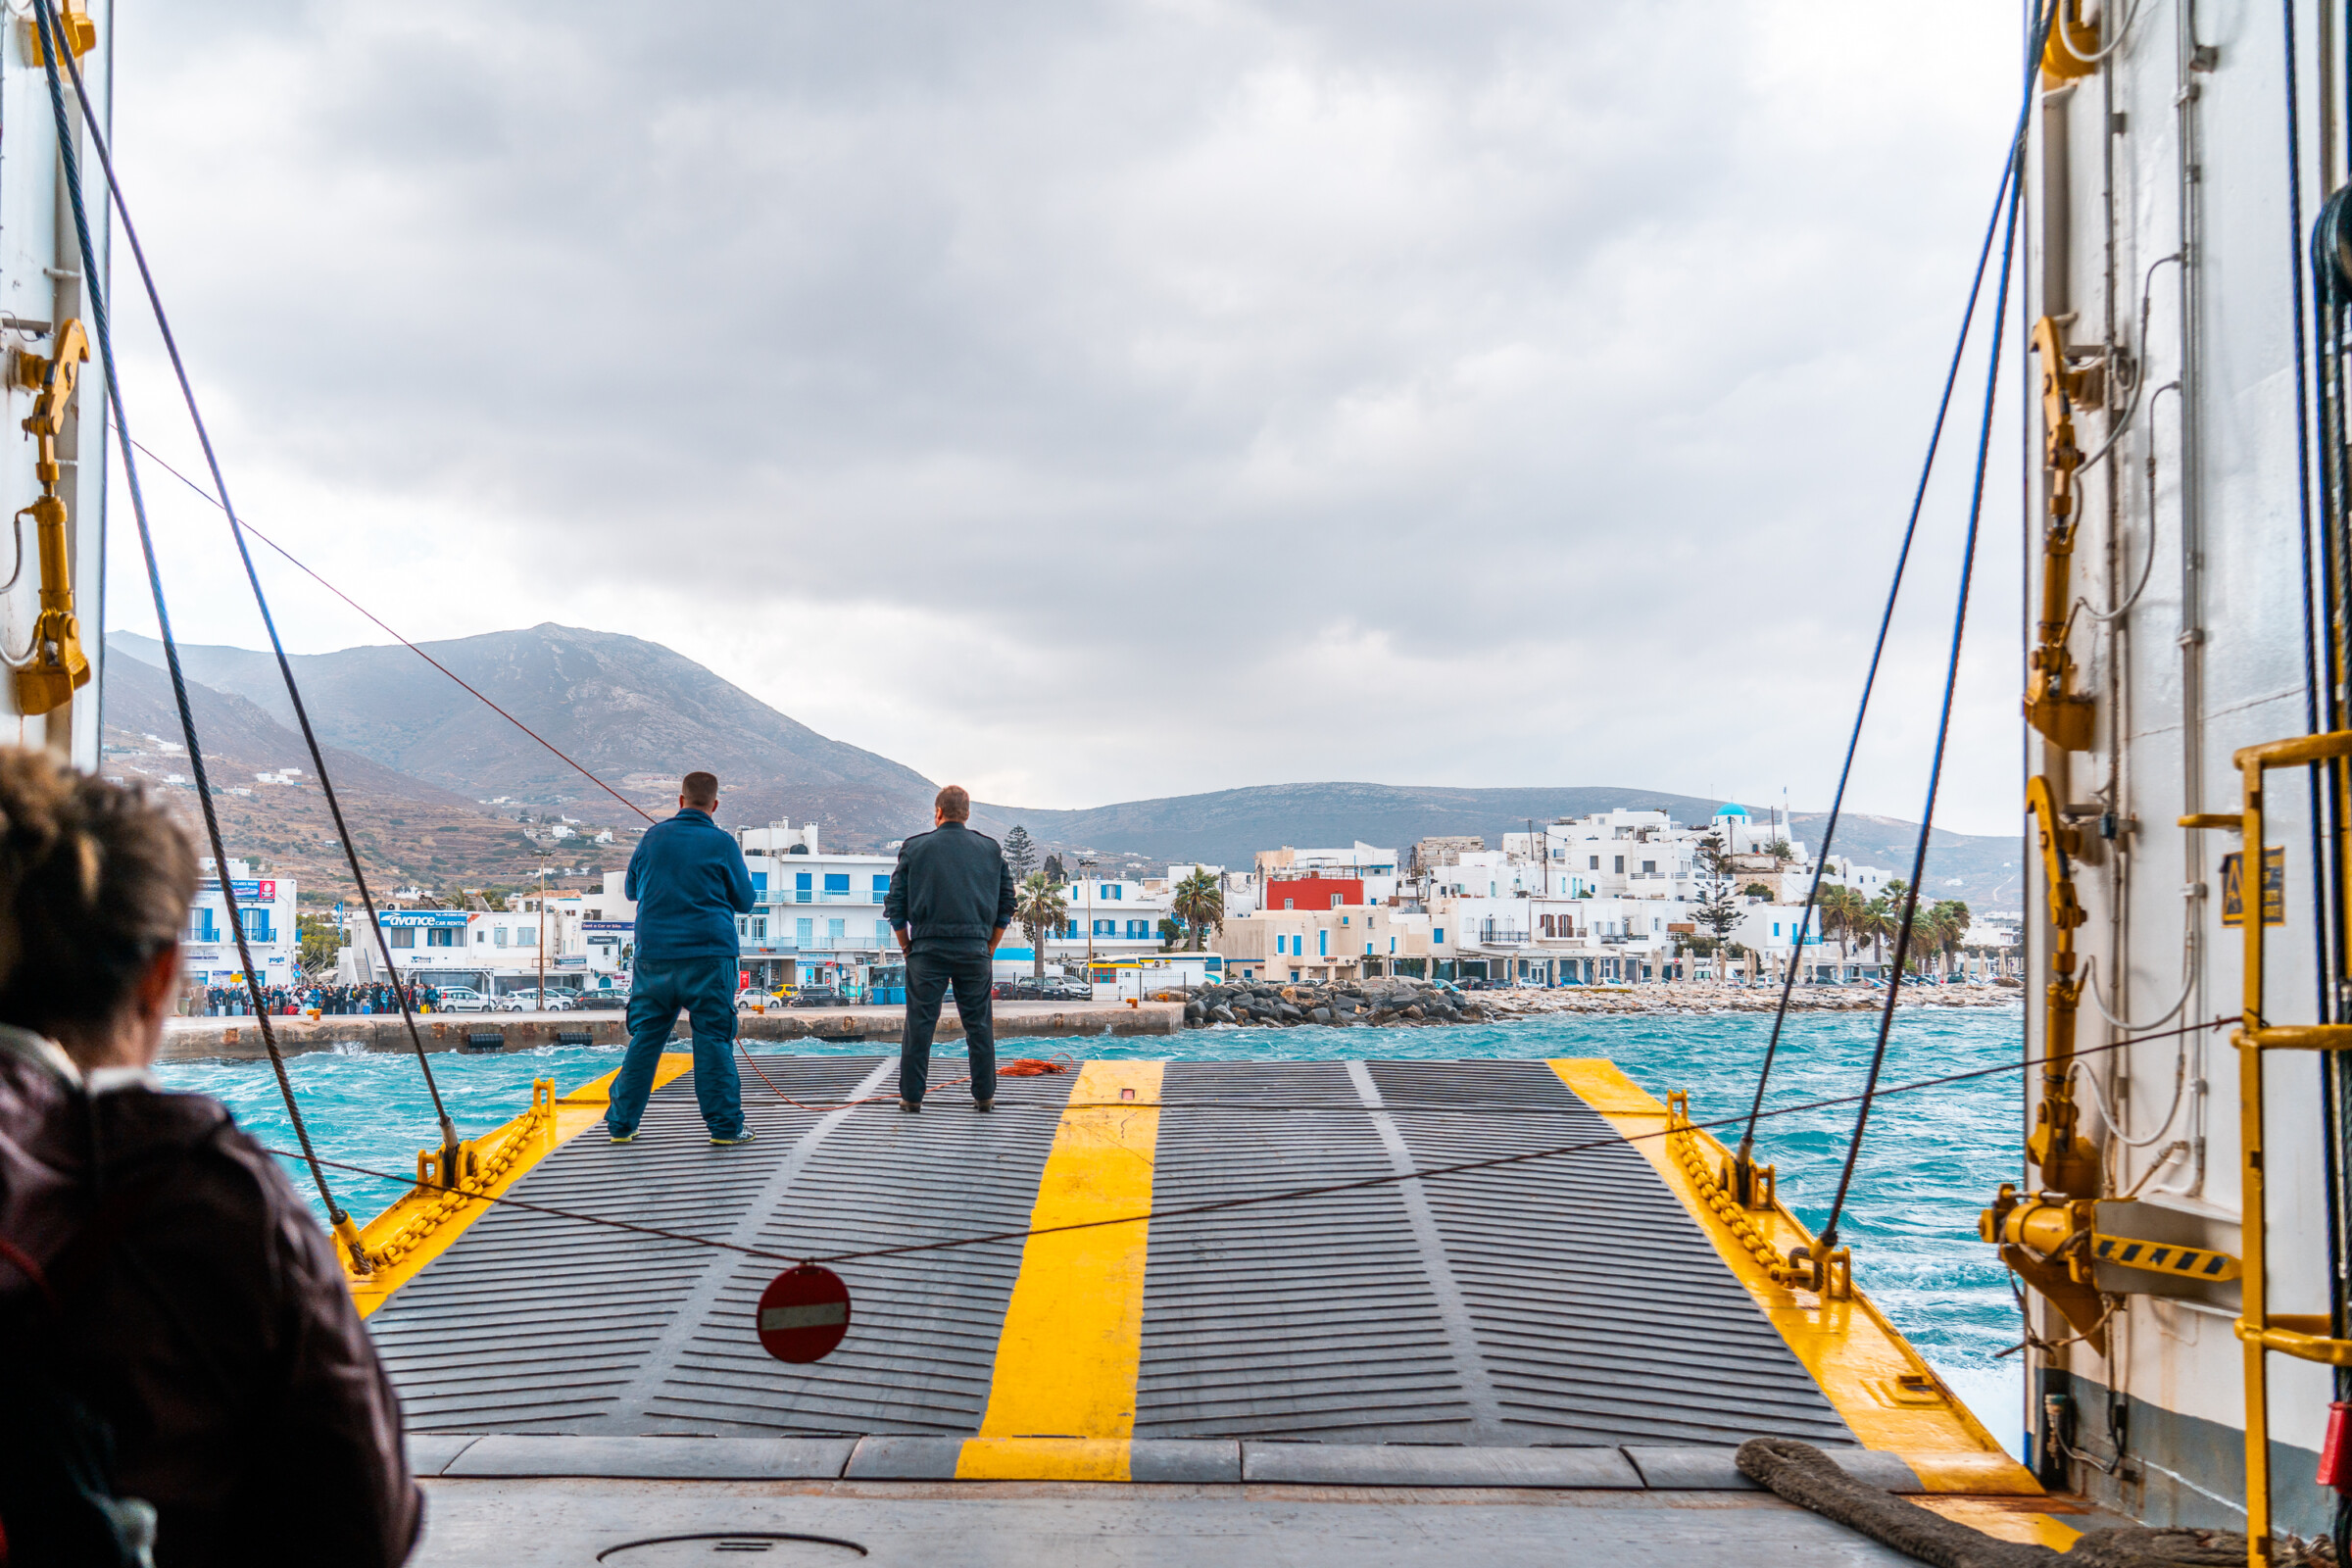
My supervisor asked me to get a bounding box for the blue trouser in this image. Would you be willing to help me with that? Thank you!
[607,955,744,1138]
[901,945,996,1104]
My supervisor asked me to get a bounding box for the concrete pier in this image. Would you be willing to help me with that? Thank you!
[159,1001,1185,1063]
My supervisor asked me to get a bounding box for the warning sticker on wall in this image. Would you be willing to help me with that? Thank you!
[2220,846,2286,927]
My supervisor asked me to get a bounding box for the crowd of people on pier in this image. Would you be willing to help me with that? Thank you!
[181,980,436,1017]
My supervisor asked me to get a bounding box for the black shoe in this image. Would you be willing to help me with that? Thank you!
[974,1099,995,1112]
[901,1099,921,1113]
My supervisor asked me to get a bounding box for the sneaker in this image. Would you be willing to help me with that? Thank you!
[710,1130,757,1147]
[608,1128,636,1144]
[900,1099,921,1113]
[974,1099,995,1112]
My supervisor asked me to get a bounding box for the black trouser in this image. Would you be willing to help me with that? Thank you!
[902,945,995,1103]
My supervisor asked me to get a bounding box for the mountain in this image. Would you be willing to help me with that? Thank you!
[102,653,475,808]
[108,625,940,846]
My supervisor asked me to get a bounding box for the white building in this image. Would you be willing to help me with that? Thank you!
[183,858,297,988]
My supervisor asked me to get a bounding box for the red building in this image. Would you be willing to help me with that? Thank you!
[1262,875,1365,911]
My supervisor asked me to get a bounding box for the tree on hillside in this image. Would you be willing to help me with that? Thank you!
[1172,869,1225,952]
[1043,853,1065,884]
[1768,839,1794,864]
[1004,825,1037,882]
[1015,872,1067,980]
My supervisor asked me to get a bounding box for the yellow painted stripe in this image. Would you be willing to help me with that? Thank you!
[346,1053,695,1317]
[1547,1058,2040,1496]
[958,1058,1164,1481]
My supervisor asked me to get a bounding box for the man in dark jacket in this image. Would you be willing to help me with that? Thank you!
[884,784,1016,1110]
[609,771,757,1144]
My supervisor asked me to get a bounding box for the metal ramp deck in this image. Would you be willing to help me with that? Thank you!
[363,1054,2020,1491]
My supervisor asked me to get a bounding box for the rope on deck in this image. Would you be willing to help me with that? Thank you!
[1737,1440,2328,1568]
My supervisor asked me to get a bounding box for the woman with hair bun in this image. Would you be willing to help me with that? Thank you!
[0,749,419,1566]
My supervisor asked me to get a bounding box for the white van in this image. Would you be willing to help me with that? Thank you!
[433,986,491,1013]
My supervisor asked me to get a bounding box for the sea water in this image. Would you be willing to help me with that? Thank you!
[159,1003,2030,1452]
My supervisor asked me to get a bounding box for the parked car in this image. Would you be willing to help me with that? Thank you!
[786,985,841,1008]
[736,989,791,1012]
[433,986,491,1013]
[497,989,575,1012]
[573,989,627,1011]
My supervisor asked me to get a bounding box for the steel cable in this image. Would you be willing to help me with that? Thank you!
[1740,0,2056,1174]
[122,434,657,827]
[27,0,362,1259]
[265,1013,2237,1274]
[34,0,478,1167]
[1814,155,2022,1258]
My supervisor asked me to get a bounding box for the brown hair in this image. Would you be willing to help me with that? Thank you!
[0,749,197,1036]
[682,771,718,808]
[935,785,970,822]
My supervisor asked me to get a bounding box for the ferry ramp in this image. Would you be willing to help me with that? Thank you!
[362,1053,2027,1498]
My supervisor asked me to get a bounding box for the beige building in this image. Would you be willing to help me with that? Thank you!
[1222,905,1444,985]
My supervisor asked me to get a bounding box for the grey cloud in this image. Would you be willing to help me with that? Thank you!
[107,0,2029,829]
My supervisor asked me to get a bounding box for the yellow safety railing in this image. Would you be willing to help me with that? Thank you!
[2225,729,2352,1562]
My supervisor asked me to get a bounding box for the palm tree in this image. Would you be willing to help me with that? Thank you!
[1852,894,1895,970]
[1813,883,1856,962]
[1015,872,1067,979]
[1925,899,1972,979]
[1171,869,1225,952]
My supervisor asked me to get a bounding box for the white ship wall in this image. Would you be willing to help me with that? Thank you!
[2026,0,2339,1532]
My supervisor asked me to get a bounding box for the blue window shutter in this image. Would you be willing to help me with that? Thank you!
[1318,930,1328,956]
[825,873,850,893]
[751,871,768,893]
[873,875,890,895]
[1434,927,1445,944]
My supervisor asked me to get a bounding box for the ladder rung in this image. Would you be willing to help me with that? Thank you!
[2237,1321,2352,1366]
[2177,813,2243,831]
[2241,1024,2352,1052]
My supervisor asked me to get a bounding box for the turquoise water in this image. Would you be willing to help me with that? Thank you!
[158,1004,2029,1450]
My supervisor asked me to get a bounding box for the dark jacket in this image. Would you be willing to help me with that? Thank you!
[885,821,1017,950]
[624,808,756,962]
[0,1040,421,1567]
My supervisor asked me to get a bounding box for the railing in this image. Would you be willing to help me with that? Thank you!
[1475,926,1530,946]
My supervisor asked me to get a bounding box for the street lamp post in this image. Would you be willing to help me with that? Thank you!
[536,854,549,1008]
[1081,857,1097,971]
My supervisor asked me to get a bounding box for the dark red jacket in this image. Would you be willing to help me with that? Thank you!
[0,1045,421,1566]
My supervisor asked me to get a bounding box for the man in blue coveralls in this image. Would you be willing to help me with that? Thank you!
[606,770,757,1145]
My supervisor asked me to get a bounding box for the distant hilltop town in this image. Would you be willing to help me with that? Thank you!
[190,804,2019,1004]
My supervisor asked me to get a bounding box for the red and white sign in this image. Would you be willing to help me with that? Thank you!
[258,880,276,902]
[755,1264,851,1363]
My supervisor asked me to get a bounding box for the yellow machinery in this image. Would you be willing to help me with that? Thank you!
[2025,318,2095,753]
[2210,731,2352,1562]
[12,318,89,717]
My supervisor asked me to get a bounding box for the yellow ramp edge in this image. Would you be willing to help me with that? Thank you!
[1547,1058,2042,1498]
[344,1053,695,1318]
[959,1058,1165,1481]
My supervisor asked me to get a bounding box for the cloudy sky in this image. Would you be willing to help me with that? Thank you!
[103,0,2030,833]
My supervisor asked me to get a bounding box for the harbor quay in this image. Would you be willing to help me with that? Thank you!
[158,1000,1185,1063]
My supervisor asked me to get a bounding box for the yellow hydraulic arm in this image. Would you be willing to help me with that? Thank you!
[13,318,89,718]
[1979,776,2107,1348]
[2023,774,2096,1195]
[2025,318,2095,752]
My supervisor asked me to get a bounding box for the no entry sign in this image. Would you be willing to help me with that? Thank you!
[756,1264,851,1363]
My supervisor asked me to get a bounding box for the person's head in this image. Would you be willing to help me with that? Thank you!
[0,749,198,1071]
[934,785,970,827]
[680,771,719,815]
